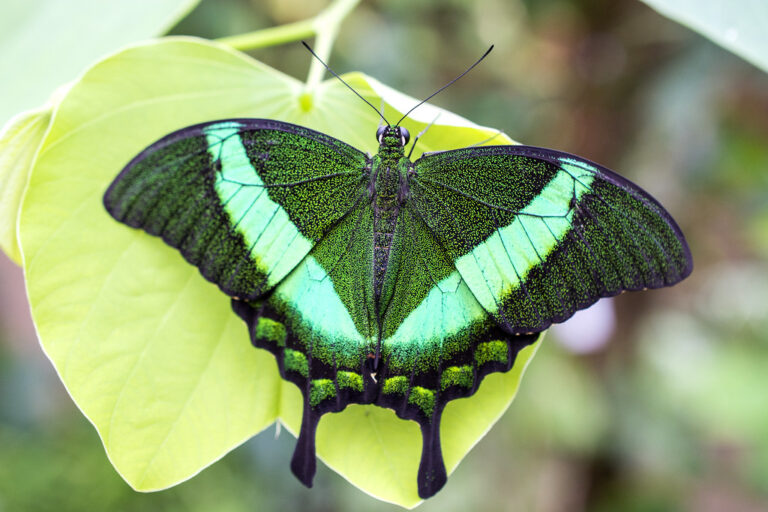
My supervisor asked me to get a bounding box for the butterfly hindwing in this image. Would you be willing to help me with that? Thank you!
[233,195,541,498]
[232,196,378,486]
[104,119,369,300]
[410,145,692,334]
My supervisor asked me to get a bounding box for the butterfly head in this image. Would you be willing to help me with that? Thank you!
[376,125,410,148]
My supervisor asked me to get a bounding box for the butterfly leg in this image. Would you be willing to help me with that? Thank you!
[407,113,441,159]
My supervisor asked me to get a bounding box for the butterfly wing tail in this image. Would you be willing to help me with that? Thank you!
[417,408,448,499]
[291,402,321,488]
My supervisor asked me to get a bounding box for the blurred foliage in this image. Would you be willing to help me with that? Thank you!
[2,0,768,510]
[640,0,768,73]
[0,0,199,127]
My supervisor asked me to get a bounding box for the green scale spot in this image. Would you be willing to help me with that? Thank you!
[254,317,287,347]
[475,341,508,366]
[310,379,336,406]
[408,387,436,417]
[382,376,409,395]
[440,365,474,390]
[284,349,308,377]
[337,371,363,392]
[382,377,436,417]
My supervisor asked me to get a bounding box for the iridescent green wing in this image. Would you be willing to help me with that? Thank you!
[362,145,692,497]
[376,201,539,498]
[233,196,378,489]
[106,118,376,494]
[409,145,693,334]
[104,119,369,300]
[231,163,537,500]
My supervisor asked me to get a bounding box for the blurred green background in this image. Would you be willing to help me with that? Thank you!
[1,0,767,510]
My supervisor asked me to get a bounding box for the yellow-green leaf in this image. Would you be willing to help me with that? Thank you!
[18,37,538,507]
[0,107,52,263]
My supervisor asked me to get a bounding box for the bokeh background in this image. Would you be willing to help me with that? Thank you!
[2,0,767,510]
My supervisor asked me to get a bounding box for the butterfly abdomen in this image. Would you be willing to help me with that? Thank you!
[371,152,410,305]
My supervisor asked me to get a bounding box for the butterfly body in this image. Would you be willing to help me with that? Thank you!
[371,127,410,307]
[104,117,691,499]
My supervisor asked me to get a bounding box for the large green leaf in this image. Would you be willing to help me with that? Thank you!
[0,106,52,264]
[640,0,768,73]
[18,37,539,507]
[0,0,200,127]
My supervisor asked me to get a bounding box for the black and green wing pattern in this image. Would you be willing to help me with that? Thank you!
[409,145,692,334]
[104,119,369,300]
[104,120,691,499]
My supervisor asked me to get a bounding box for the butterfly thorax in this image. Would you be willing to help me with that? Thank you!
[371,128,410,306]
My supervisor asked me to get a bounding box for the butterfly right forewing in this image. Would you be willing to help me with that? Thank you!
[409,144,692,334]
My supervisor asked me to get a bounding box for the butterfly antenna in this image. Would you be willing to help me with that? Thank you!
[395,45,494,127]
[302,41,391,125]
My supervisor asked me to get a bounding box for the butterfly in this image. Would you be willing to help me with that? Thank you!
[102,48,692,499]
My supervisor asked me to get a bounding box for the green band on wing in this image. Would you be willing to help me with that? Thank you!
[204,122,313,289]
[456,164,596,314]
[382,271,486,352]
[271,255,369,367]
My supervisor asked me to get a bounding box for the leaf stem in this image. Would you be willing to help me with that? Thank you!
[304,0,360,90]
[215,0,361,90]
[216,19,315,50]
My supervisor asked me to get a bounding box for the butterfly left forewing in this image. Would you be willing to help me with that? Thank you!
[410,145,692,334]
[104,119,369,300]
